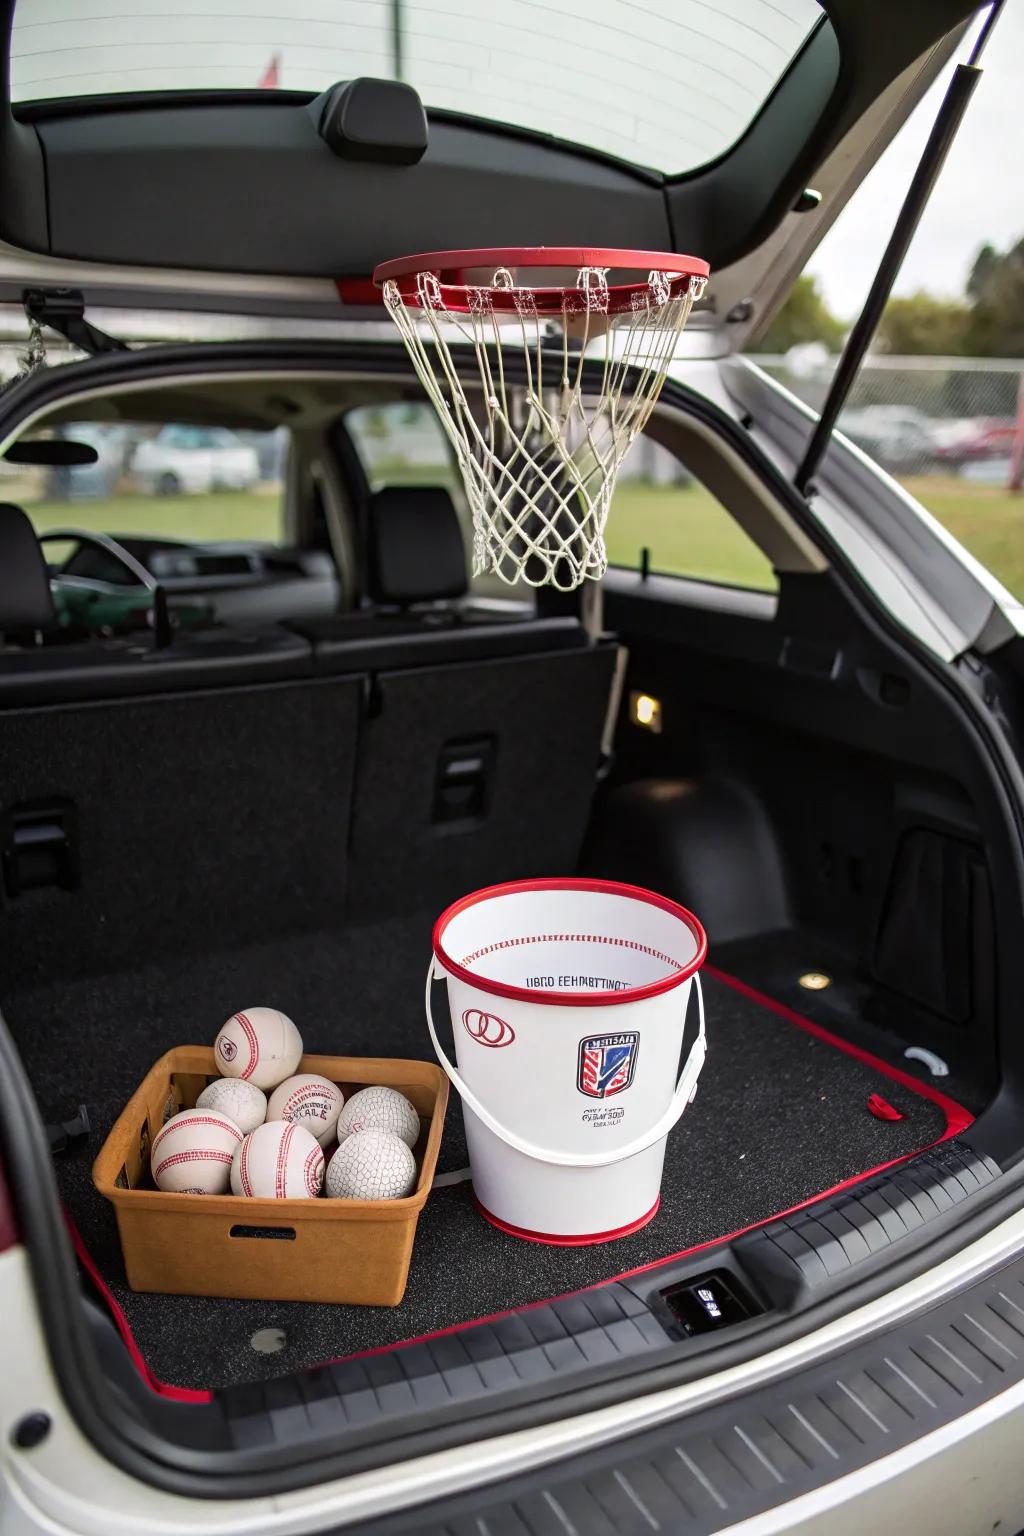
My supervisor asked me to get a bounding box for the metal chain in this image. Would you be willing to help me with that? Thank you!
[16,315,47,379]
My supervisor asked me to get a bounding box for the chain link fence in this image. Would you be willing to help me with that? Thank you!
[752,352,1024,601]
[755,352,1024,483]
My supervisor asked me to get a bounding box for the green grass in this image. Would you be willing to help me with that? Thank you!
[23,473,1024,605]
[28,490,283,547]
[900,476,1024,601]
[606,475,1024,603]
[605,480,779,590]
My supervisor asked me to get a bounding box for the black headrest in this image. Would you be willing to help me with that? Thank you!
[367,486,468,605]
[0,503,55,632]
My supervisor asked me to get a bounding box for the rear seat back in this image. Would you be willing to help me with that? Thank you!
[0,502,56,636]
[0,678,362,990]
[0,493,618,983]
[366,485,467,606]
[316,483,620,918]
[347,644,617,920]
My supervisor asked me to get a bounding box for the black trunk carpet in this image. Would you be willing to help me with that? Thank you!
[5,920,958,1392]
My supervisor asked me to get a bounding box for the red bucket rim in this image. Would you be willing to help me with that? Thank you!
[432,876,708,1008]
[373,246,710,318]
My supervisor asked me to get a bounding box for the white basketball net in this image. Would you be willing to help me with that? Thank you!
[382,264,708,590]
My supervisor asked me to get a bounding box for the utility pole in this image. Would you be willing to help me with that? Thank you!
[391,0,404,81]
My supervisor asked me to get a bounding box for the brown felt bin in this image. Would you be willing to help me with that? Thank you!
[93,1047,449,1306]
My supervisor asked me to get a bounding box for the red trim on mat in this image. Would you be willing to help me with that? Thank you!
[703,966,974,1138]
[72,966,973,1395]
[64,1214,213,1405]
[475,1195,661,1247]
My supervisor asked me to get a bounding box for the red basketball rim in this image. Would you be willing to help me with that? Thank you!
[373,246,710,317]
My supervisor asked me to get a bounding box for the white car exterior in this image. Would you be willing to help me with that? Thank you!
[131,425,259,495]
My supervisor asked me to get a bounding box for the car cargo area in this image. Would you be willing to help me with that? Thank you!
[8,931,961,1391]
[0,350,1013,1414]
[0,595,990,1393]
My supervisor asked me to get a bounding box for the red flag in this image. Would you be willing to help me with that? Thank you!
[258,53,281,89]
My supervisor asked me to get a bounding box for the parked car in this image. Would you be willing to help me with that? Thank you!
[837,404,940,473]
[2,5,1024,1536]
[131,424,260,494]
[934,416,1019,469]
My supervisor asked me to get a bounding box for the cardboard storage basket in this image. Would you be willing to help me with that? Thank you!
[93,1048,449,1306]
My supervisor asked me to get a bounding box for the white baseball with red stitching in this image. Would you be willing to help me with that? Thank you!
[150,1108,242,1194]
[266,1073,344,1148]
[335,1085,420,1149]
[213,1007,303,1090]
[230,1120,324,1199]
[196,1077,267,1135]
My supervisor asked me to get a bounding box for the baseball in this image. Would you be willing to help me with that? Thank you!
[214,1007,303,1090]
[335,1085,420,1149]
[325,1129,418,1201]
[266,1073,344,1148]
[231,1120,324,1199]
[196,1077,267,1135]
[150,1108,242,1194]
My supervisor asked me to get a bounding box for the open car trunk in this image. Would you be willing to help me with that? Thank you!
[0,330,1017,1460]
[0,349,1001,1409]
[0,334,1018,1509]
[0,0,1022,1501]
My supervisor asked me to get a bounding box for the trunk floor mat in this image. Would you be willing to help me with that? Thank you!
[6,925,963,1391]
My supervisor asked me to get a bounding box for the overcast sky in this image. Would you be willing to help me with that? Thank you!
[808,3,1022,321]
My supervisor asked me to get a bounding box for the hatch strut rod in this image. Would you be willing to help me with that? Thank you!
[794,1,1004,497]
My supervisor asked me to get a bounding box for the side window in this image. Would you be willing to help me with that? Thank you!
[4,420,289,546]
[345,402,460,496]
[605,437,778,593]
[346,402,529,602]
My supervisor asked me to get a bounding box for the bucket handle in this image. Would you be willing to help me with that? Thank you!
[425,961,706,1169]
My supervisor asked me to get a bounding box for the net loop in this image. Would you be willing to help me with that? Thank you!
[577,266,610,313]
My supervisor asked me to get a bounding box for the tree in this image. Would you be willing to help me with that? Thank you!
[964,237,1024,357]
[875,292,972,356]
[756,274,846,354]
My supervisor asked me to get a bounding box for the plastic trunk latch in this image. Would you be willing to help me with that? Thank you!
[433,737,496,827]
[1,799,79,897]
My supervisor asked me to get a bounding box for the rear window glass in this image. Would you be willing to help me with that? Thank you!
[11,0,823,175]
[1,420,288,546]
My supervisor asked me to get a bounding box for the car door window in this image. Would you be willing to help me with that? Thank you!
[605,437,778,591]
[2,419,289,546]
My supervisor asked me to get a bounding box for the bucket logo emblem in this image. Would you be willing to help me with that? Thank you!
[577,1032,640,1099]
[463,1008,516,1048]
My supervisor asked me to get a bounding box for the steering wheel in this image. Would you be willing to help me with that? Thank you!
[38,528,172,648]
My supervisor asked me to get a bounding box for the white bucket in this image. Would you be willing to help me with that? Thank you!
[426,878,708,1244]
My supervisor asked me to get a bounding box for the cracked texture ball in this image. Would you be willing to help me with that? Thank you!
[325,1128,417,1200]
[335,1085,419,1149]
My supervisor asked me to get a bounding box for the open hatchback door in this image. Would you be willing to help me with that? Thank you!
[0,0,983,337]
[4,4,1024,1534]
